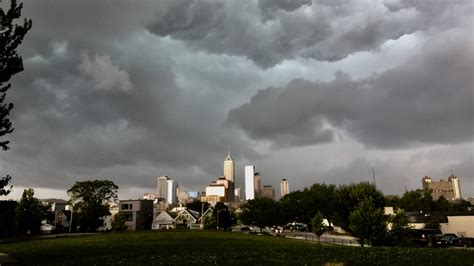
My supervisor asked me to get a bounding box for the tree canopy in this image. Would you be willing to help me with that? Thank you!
[15,188,48,235]
[0,0,32,196]
[239,197,281,230]
[333,182,385,232]
[67,179,118,232]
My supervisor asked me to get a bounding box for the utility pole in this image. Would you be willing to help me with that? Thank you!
[371,164,376,188]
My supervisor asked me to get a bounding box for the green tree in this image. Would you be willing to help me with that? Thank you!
[15,188,48,235]
[349,198,387,246]
[398,189,434,212]
[333,182,385,232]
[111,213,128,232]
[0,0,32,196]
[239,197,281,231]
[387,209,413,246]
[311,211,327,238]
[67,180,118,232]
[203,213,216,230]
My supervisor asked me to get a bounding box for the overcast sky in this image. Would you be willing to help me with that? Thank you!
[1,0,473,200]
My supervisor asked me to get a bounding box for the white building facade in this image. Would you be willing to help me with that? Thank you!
[245,165,255,200]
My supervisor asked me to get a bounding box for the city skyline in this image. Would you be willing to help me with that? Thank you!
[1,1,473,200]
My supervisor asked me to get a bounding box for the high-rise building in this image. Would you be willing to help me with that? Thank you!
[422,175,462,200]
[234,187,241,202]
[245,165,255,200]
[157,176,177,204]
[223,150,235,183]
[167,179,178,205]
[280,178,289,198]
[157,176,169,200]
[203,176,234,203]
[262,185,275,200]
[254,172,261,198]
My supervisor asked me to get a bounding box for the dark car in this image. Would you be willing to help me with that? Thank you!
[441,234,460,246]
[432,234,448,247]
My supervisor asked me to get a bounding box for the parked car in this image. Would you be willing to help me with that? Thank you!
[441,234,460,246]
[432,234,448,247]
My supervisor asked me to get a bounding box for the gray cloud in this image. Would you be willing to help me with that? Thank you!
[146,0,472,68]
[1,0,472,199]
[227,28,474,148]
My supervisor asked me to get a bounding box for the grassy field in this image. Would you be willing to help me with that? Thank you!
[1,230,474,265]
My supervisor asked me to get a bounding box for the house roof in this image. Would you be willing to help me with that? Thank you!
[57,210,72,219]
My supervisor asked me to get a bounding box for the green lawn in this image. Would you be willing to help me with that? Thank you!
[1,231,474,265]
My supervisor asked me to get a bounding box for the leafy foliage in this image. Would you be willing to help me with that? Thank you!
[349,198,387,246]
[67,180,118,232]
[15,188,48,235]
[0,175,12,196]
[0,0,32,195]
[111,213,128,232]
[239,197,281,230]
[333,182,385,232]
[386,209,414,246]
[280,183,335,228]
[311,211,327,237]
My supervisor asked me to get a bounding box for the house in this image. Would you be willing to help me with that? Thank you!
[174,209,200,229]
[40,223,55,234]
[152,211,176,230]
[54,210,71,230]
[119,199,154,231]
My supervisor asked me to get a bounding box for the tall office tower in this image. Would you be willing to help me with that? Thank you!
[223,149,235,183]
[157,176,170,200]
[280,178,289,198]
[167,179,178,205]
[262,185,275,200]
[234,187,241,202]
[254,172,261,198]
[245,165,255,200]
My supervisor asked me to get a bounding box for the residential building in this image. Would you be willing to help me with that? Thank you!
[262,185,275,200]
[152,211,176,230]
[245,165,255,200]
[422,175,462,200]
[280,178,289,198]
[254,172,261,198]
[119,199,154,231]
[223,149,235,183]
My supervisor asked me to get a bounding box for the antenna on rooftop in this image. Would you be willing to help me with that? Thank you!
[371,164,376,188]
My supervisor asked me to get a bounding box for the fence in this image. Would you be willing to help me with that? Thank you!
[286,234,359,246]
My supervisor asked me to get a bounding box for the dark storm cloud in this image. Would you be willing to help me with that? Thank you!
[227,28,474,148]
[3,0,255,190]
[146,0,472,68]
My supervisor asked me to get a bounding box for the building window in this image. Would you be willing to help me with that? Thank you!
[122,204,130,210]
[123,213,133,221]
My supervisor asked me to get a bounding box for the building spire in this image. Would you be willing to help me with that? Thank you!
[226,145,231,159]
